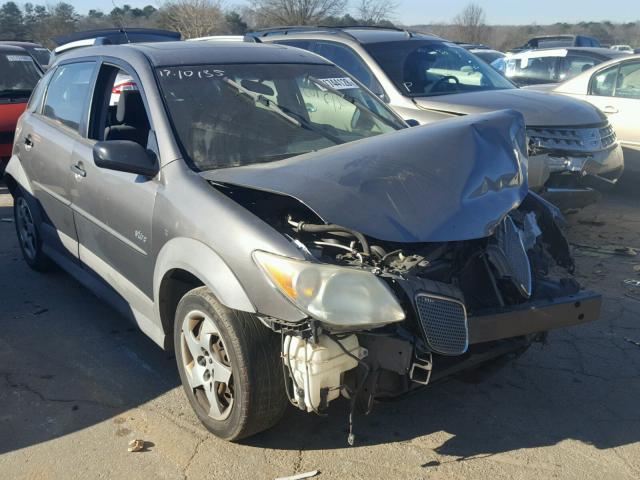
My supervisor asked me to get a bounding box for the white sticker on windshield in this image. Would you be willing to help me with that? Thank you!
[317,77,360,90]
[7,55,32,62]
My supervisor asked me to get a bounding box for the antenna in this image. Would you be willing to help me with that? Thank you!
[110,0,131,43]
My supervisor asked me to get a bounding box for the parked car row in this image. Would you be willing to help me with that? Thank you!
[493,47,628,86]
[245,26,624,210]
[1,25,631,443]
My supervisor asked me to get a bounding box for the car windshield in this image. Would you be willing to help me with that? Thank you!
[0,52,41,99]
[156,63,404,171]
[365,40,515,97]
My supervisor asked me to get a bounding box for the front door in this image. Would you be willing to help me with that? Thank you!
[70,62,159,300]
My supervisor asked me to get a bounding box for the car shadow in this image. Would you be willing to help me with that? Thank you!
[1,185,640,462]
[0,192,181,455]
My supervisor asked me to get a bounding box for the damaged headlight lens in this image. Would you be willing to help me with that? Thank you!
[253,251,405,328]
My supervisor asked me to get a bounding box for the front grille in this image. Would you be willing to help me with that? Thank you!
[527,123,616,154]
[415,294,468,356]
[599,124,616,149]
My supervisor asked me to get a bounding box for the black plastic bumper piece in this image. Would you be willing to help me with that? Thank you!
[468,290,601,345]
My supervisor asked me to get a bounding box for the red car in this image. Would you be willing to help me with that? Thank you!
[0,45,42,171]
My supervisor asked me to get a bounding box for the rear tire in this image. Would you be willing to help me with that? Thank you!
[13,187,50,272]
[173,286,287,441]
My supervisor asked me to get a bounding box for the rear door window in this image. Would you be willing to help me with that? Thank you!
[614,61,640,99]
[42,62,96,133]
[591,64,619,96]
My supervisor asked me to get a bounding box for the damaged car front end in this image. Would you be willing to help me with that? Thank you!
[202,110,601,433]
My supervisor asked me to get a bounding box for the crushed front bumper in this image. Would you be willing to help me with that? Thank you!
[468,290,601,345]
[532,143,624,209]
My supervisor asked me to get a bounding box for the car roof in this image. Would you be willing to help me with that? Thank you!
[509,47,624,59]
[53,28,180,47]
[530,34,578,40]
[57,41,332,67]
[0,44,32,54]
[0,41,44,48]
[249,26,440,44]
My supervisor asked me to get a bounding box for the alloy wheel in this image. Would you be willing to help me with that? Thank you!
[181,310,234,420]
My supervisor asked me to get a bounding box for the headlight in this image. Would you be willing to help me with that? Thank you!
[253,250,405,329]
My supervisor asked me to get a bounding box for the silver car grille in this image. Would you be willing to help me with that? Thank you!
[415,294,468,356]
[527,123,616,154]
[486,217,532,298]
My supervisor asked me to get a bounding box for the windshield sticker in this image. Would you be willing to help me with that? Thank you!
[317,77,360,90]
[158,68,226,80]
[7,55,32,62]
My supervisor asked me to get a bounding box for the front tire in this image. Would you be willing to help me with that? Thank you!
[173,286,287,441]
[13,188,50,271]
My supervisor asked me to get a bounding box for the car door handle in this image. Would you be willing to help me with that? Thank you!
[24,136,33,151]
[70,163,86,177]
[602,105,619,114]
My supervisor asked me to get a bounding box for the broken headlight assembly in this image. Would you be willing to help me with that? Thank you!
[253,250,405,329]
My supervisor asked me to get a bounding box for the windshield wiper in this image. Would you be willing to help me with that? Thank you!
[221,77,344,145]
[306,76,400,130]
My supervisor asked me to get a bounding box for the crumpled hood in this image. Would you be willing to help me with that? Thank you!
[201,110,528,243]
[413,88,606,127]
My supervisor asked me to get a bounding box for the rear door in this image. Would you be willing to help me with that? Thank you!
[588,60,640,173]
[19,61,97,258]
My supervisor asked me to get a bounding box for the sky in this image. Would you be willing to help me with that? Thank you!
[65,0,640,26]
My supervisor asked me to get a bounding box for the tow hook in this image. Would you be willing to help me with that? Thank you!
[409,351,433,385]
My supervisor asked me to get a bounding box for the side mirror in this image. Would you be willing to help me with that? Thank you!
[93,140,158,178]
[405,119,420,127]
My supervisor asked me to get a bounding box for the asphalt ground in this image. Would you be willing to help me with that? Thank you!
[1,183,639,479]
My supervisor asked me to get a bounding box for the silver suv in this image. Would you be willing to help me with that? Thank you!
[248,26,624,210]
[5,41,601,441]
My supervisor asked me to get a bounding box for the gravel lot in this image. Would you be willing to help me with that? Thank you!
[1,183,639,480]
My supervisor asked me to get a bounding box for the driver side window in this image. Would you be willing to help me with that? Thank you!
[88,64,151,149]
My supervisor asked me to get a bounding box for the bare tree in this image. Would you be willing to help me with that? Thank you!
[453,2,488,44]
[253,0,348,26]
[356,0,397,24]
[161,0,225,39]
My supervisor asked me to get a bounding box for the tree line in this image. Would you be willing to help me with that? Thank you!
[1,0,638,51]
[0,0,399,47]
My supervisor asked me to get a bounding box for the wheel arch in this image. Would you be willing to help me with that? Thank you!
[153,238,256,350]
[3,155,34,196]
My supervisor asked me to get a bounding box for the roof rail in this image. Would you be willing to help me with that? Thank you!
[248,26,354,40]
[247,24,420,40]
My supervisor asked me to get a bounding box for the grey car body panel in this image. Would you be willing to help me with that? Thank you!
[203,110,528,243]
[411,88,607,126]
[151,160,307,322]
